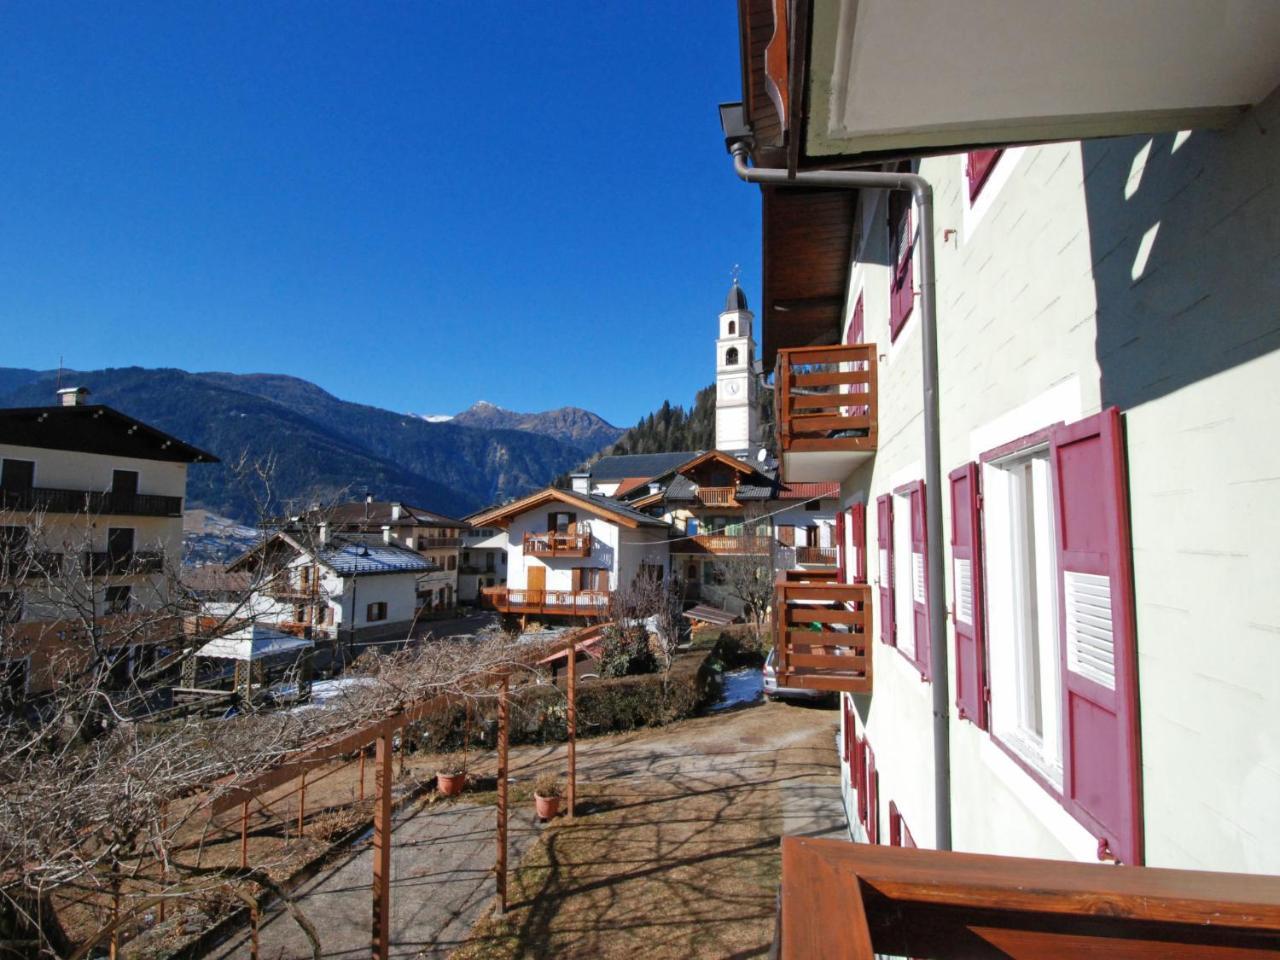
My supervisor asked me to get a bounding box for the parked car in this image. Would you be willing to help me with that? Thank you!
[762,647,830,702]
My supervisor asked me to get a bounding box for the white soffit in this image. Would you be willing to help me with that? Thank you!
[809,0,1280,158]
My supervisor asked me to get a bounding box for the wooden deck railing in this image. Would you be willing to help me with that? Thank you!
[795,546,838,566]
[775,343,878,455]
[684,534,773,556]
[482,587,609,617]
[523,525,592,558]
[0,486,184,517]
[696,486,739,507]
[778,839,1280,959]
[82,550,165,576]
[772,578,871,694]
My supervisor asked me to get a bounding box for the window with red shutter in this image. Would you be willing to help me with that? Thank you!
[835,509,847,583]
[849,502,867,583]
[865,743,880,844]
[1050,407,1141,865]
[888,801,918,848]
[950,463,989,728]
[967,148,1004,201]
[846,293,865,345]
[888,192,915,340]
[876,495,895,646]
[892,481,931,678]
[854,735,867,825]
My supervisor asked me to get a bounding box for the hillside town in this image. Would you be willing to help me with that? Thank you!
[3,3,1280,959]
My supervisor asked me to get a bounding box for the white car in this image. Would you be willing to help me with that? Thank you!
[762,647,830,702]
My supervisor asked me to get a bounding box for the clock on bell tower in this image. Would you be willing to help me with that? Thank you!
[715,276,760,456]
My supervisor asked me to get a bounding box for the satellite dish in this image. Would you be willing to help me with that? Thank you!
[757,448,768,462]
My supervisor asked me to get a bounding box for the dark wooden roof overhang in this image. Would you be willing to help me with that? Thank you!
[760,184,856,373]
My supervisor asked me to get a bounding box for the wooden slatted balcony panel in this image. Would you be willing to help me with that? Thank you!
[481,587,609,618]
[779,839,1280,959]
[697,486,740,507]
[773,579,871,694]
[681,534,774,556]
[775,343,878,484]
[795,546,837,566]
[0,486,183,517]
[523,526,592,558]
[781,567,840,584]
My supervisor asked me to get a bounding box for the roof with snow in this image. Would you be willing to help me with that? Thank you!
[228,531,435,577]
[197,624,313,661]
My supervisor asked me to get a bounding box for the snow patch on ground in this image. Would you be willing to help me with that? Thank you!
[283,677,377,713]
[711,666,763,712]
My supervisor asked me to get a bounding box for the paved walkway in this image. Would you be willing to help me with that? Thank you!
[209,798,538,959]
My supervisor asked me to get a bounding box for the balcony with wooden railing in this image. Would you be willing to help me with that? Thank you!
[795,545,838,566]
[416,535,462,549]
[82,550,165,576]
[696,486,739,507]
[682,533,774,556]
[777,839,1280,959]
[0,486,184,517]
[775,343,877,483]
[772,578,871,694]
[481,586,609,618]
[523,525,592,558]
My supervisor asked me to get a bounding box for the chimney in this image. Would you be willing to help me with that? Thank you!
[57,386,90,407]
[381,524,392,545]
[648,482,662,495]
[390,502,403,520]
[570,472,590,494]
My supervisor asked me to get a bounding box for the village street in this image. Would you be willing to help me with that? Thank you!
[208,693,843,959]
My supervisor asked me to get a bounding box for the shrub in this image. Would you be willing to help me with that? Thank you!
[436,752,466,776]
[533,773,563,798]
[598,624,658,677]
[710,625,772,668]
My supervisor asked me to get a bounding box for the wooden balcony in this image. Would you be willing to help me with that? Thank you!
[682,534,773,556]
[696,486,739,507]
[772,578,871,694]
[82,551,165,576]
[795,545,837,566]
[1,551,63,579]
[0,486,183,517]
[482,586,609,618]
[775,343,877,483]
[778,839,1280,959]
[416,536,462,549]
[781,568,840,584]
[523,526,592,558]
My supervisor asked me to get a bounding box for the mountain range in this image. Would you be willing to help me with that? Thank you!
[0,367,622,522]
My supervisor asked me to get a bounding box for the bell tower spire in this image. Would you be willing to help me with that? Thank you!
[715,269,759,456]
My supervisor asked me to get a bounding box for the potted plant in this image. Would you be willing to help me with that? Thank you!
[533,773,564,821]
[436,754,466,797]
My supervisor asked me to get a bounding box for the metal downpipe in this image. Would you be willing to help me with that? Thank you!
[730,144,952,851]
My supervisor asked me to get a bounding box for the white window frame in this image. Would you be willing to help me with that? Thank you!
[981,448,1064,788]
[892,492,915,663]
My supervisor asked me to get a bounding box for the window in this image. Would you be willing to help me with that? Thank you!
[876,495,895,646]
[484,553,495,572]
[107,527,134,561]
[0,459,34,491]
[0,591,22,624]
[366,601,388,622]
[462,551,471,565]
[725,346,739,366]
[888,801,916,848]
[804,500,821,512]
[548,511,576,533]
[727,319,736,335]
[984,447,1062,784]
[111,469,139,496]
[967,148,1004,201]
[446,555,456,571]
[687,517,699,537]
[846,294,865,345]
[975,408,1140,864]
[888,190,915,340]
[105,585,132,615]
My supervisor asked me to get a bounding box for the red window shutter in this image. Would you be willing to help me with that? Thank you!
[907,482,932,679]
[949,463,988,728]
[876,494,895,646]
[850,502,867,583]
[835,509,847,583]
[855,736,867,824]
[846,294,865,345]
[1051,407,1141,865]
[865,745,880,844]
[842,698,852,765]
[888,195,915,341]
[889,801,915,848]
[967,148,1004,201]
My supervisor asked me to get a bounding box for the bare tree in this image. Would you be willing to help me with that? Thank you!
[712,507,783,644]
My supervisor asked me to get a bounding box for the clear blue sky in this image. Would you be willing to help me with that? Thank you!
[0,2,759,427]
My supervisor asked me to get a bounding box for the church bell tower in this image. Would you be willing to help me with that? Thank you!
[715,278,760,456]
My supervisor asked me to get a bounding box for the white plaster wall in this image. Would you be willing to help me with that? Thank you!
[830,92,1280,873]
[503,511,669,592]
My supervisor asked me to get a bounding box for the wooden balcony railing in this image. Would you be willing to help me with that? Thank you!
[523,526,592,558]
[772,578,871,694]
[482,587,609,618]
[684,534,773,556]
[82,551,165,576]
[1,551,64,579]
[416,536,462,549]
[795,546,838,566]
[696,486,739,507]
[775,343,877,457]
[781,568,840,584]
[0,486,184,517]
[778,839,1280,959]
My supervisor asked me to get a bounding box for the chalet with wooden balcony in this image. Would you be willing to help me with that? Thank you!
[281,499,464,610]
[0,386,217,694]
[467,487,671,626]
[724,0,1280,937]
[456,518,508,605]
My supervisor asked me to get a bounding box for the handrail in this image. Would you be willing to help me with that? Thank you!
[776,343,878,454]
[0,486,184,517]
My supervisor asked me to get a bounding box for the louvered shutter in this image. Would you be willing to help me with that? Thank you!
[889,195,915,340]
[876,495,895,645]
[865,744,880,844]
[850,503,867,583]
[842,698,852,765]
[907,482,932,678]
[854,736,867,822]
[949,463,988,728]
[846,294,865,345]
[835,509,847,582]
[1051,407,1141,865]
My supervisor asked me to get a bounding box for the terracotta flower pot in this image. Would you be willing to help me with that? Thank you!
[436,771,466,797]
[534,792,561,821]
